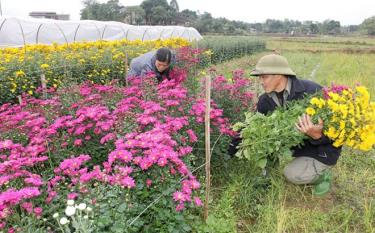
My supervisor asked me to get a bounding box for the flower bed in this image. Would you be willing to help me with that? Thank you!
[0,38,190,103]
[0,62,259,232]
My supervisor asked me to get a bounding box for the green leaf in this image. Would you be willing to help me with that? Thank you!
[98,215,113,226]
[280,148,293,157]
[182,224,192,232]
[243,148,251,159]
[257,158,267,169]
[117,203,127,212]
[111,222,126,233]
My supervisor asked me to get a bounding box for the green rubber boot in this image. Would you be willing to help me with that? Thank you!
[312,170,332,197]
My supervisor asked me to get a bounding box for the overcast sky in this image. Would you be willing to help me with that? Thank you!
[1,0,374,25]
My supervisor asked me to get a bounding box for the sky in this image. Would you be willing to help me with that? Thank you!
[0,0,374,25]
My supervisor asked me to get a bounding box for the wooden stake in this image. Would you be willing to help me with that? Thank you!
[203,74,211,221]
[17,95,22,105]
[124,52,129,87]
[40,74,47,99]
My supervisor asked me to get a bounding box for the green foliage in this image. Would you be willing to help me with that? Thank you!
[140,0,174,25]
[197,37,266,64]
[169,0,179,12]
[234,99,309,169]
[80,0,355,35]
[76,182,199,233]
[151,6,170,25]
[5,214,48,233]
[124,6,146,25]
[321,19,341,35]
[80,0,126,21]
[361,16,375,35]
[194,215,236,233]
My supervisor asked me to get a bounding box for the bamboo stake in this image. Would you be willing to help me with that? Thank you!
[40,74,47,99]
[203,74,211,221]
[124,52,129,87]
[17,95,22,105]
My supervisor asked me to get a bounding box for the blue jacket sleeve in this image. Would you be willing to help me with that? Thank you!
[127,51,156,78]
[127,60,141,77]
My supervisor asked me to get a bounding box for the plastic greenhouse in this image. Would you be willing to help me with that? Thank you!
[0,16,203,48]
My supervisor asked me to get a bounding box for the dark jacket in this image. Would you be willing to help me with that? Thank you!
[256,77,341,165]
[127,51,176,82]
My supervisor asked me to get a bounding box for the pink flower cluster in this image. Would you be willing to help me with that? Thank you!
[0,103,53,226]
[322,83,350,99]
[202,69,256,119]
[175,46,205,69]
[38,75,205,211]
[173,178,202,211]
[0,50,247,229]
[0,187,41,223]
[189,99,236,136]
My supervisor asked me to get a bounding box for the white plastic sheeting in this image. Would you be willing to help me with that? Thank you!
[0,16,203,48]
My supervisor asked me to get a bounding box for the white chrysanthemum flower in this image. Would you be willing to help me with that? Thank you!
[83,215,89,219]
[65,206,76,216]
[86,206,93,212]
[53,213,59,218]
[60,217,69,225]
[78,203,87,210]
[67,200,75,206]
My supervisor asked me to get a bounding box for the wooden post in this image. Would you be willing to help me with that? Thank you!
[40,74,47,99]
[124,52,129,87]
[194,43,198,79]
[203,74,211,221]
[17,95,22,105]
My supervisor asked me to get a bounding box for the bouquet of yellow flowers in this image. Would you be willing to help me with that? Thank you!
[234,84,375,169]
[307,85,375,151]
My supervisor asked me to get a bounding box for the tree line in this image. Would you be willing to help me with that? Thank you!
[80,0,375,36]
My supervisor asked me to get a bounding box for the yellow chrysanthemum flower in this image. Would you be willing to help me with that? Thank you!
[40,63,50,69]
[15,70,26,77]
[305,107,316,116]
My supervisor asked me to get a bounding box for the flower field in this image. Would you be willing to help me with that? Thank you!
[197,36,265,64]
[0,39,259,232]
[0,73,235,232]
[0,35,374,232]
[0,38,189,103]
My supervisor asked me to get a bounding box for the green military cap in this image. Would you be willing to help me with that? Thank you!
[250,54,296,76]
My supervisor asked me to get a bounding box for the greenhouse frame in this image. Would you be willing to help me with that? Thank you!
[0,16,203,48]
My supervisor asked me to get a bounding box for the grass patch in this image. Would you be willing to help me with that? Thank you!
[204,149,374,233]
[266,36,375,53]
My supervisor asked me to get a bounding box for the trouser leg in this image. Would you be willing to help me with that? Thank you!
[283,156,330,185]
